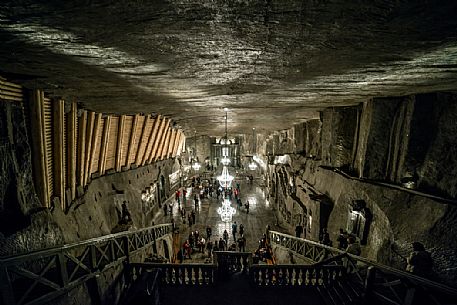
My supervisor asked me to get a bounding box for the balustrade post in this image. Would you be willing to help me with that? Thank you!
[0,264,16,305]
[363,266,376,303]
[123,236,131,264]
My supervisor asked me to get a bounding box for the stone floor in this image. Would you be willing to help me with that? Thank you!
[154,170,284,263]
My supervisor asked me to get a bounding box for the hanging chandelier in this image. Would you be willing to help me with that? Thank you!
[217,166,234,188]
[192,130,200,171]
[217,108,233,188]
[248,127,257,170]
[217,198,236,222]
[220,108,231,166]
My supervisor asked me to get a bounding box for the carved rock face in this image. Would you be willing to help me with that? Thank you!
[1,0,457,135]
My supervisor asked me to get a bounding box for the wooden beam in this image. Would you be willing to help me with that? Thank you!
[167,129,177,159]
[29,89,49,207]
[172,130,182,157]
[141,115,161,166]
[115,115,125,172]
[99,116,111,175]
[83,112,95,186]
[177,132,185,155]
[87,113,102,180]
[53,99,65,210]
[77,110,87,186]
[126,114,139,168]
[135,115,150,166]
[67,102,77,201]
[157,125,170,161]
[149,117,168,163]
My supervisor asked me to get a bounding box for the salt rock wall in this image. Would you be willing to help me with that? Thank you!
[0,101,176,256]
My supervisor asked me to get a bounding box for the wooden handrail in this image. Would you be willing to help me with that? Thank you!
[0,223,172,263]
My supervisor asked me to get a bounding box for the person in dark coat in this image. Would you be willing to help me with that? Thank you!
[406,242,433,278]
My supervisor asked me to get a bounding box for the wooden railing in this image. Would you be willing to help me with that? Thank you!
[0,223,172,305]
[251,264,346,287]
[129,263,217,286]
[269,231,457,305]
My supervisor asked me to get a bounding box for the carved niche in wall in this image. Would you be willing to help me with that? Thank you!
[347,200,372,245]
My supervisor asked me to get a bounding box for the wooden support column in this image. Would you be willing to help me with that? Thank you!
[87,113,102,180]
[126,114,139,168]
[167,129,177,159]
[83,112,95,186]
[177,132,185,155]
[67,102,77,200]
[53,99,65,210]
[99,116,111,175]
[115,115,125,172]
[29,89,49,207]
[135,115,150,166]
[77,111,87,186]
[149,117,168,163]
[141,115,161,166]
[172,130,182,157]
[157,125,170,161]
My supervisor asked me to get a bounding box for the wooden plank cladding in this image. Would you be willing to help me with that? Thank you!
[0,76,24,102]
[3,74,184,211]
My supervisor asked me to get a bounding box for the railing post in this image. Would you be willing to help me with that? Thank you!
[0,264,16,305]
[124,236,131,264]
[152,228,157,254]
[57,252,69,287]
[363,266,376,303]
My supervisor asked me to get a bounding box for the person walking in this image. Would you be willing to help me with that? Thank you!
[237,235,246,252]
[232,221,237,241]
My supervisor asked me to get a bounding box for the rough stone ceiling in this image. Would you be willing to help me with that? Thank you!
[1,0,457,136]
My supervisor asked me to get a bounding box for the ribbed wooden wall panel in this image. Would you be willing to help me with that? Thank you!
[121,116,133,167]
[105,116,118,171]
[2,76,186,210]
[91,118,104,174]
[128,116,144,165]
[43,98,54,200]
[0,76,23,102]
[135,116,153,165]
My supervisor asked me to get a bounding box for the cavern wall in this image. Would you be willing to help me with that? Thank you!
[268,92,457,284]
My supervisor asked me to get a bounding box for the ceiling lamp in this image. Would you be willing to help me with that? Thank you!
[220,108,231,166]
[217,108,233,188]
[217,166,234,188]
[248,127,257,170]
[192,130,200,171]
[221,155,231,166]
[217,198,236,222]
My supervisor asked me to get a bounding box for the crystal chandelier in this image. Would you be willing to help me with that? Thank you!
[220,108,231,166]
[217,166,234,188]
[217,198,236,222]
[191,130,200,171]
[217,108,234,188]
[248,127,257,170]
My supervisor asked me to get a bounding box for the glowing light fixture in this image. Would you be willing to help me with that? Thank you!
[248,127,257,170]
[192,130,200,171]
[217,166,234,188]
[220,108,231,165]
[217,198,236,222]
[217,108,233,187]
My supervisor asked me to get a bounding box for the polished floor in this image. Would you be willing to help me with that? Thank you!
[161,170,281,261]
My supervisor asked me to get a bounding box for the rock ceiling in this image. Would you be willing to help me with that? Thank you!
[1,0,457,136]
